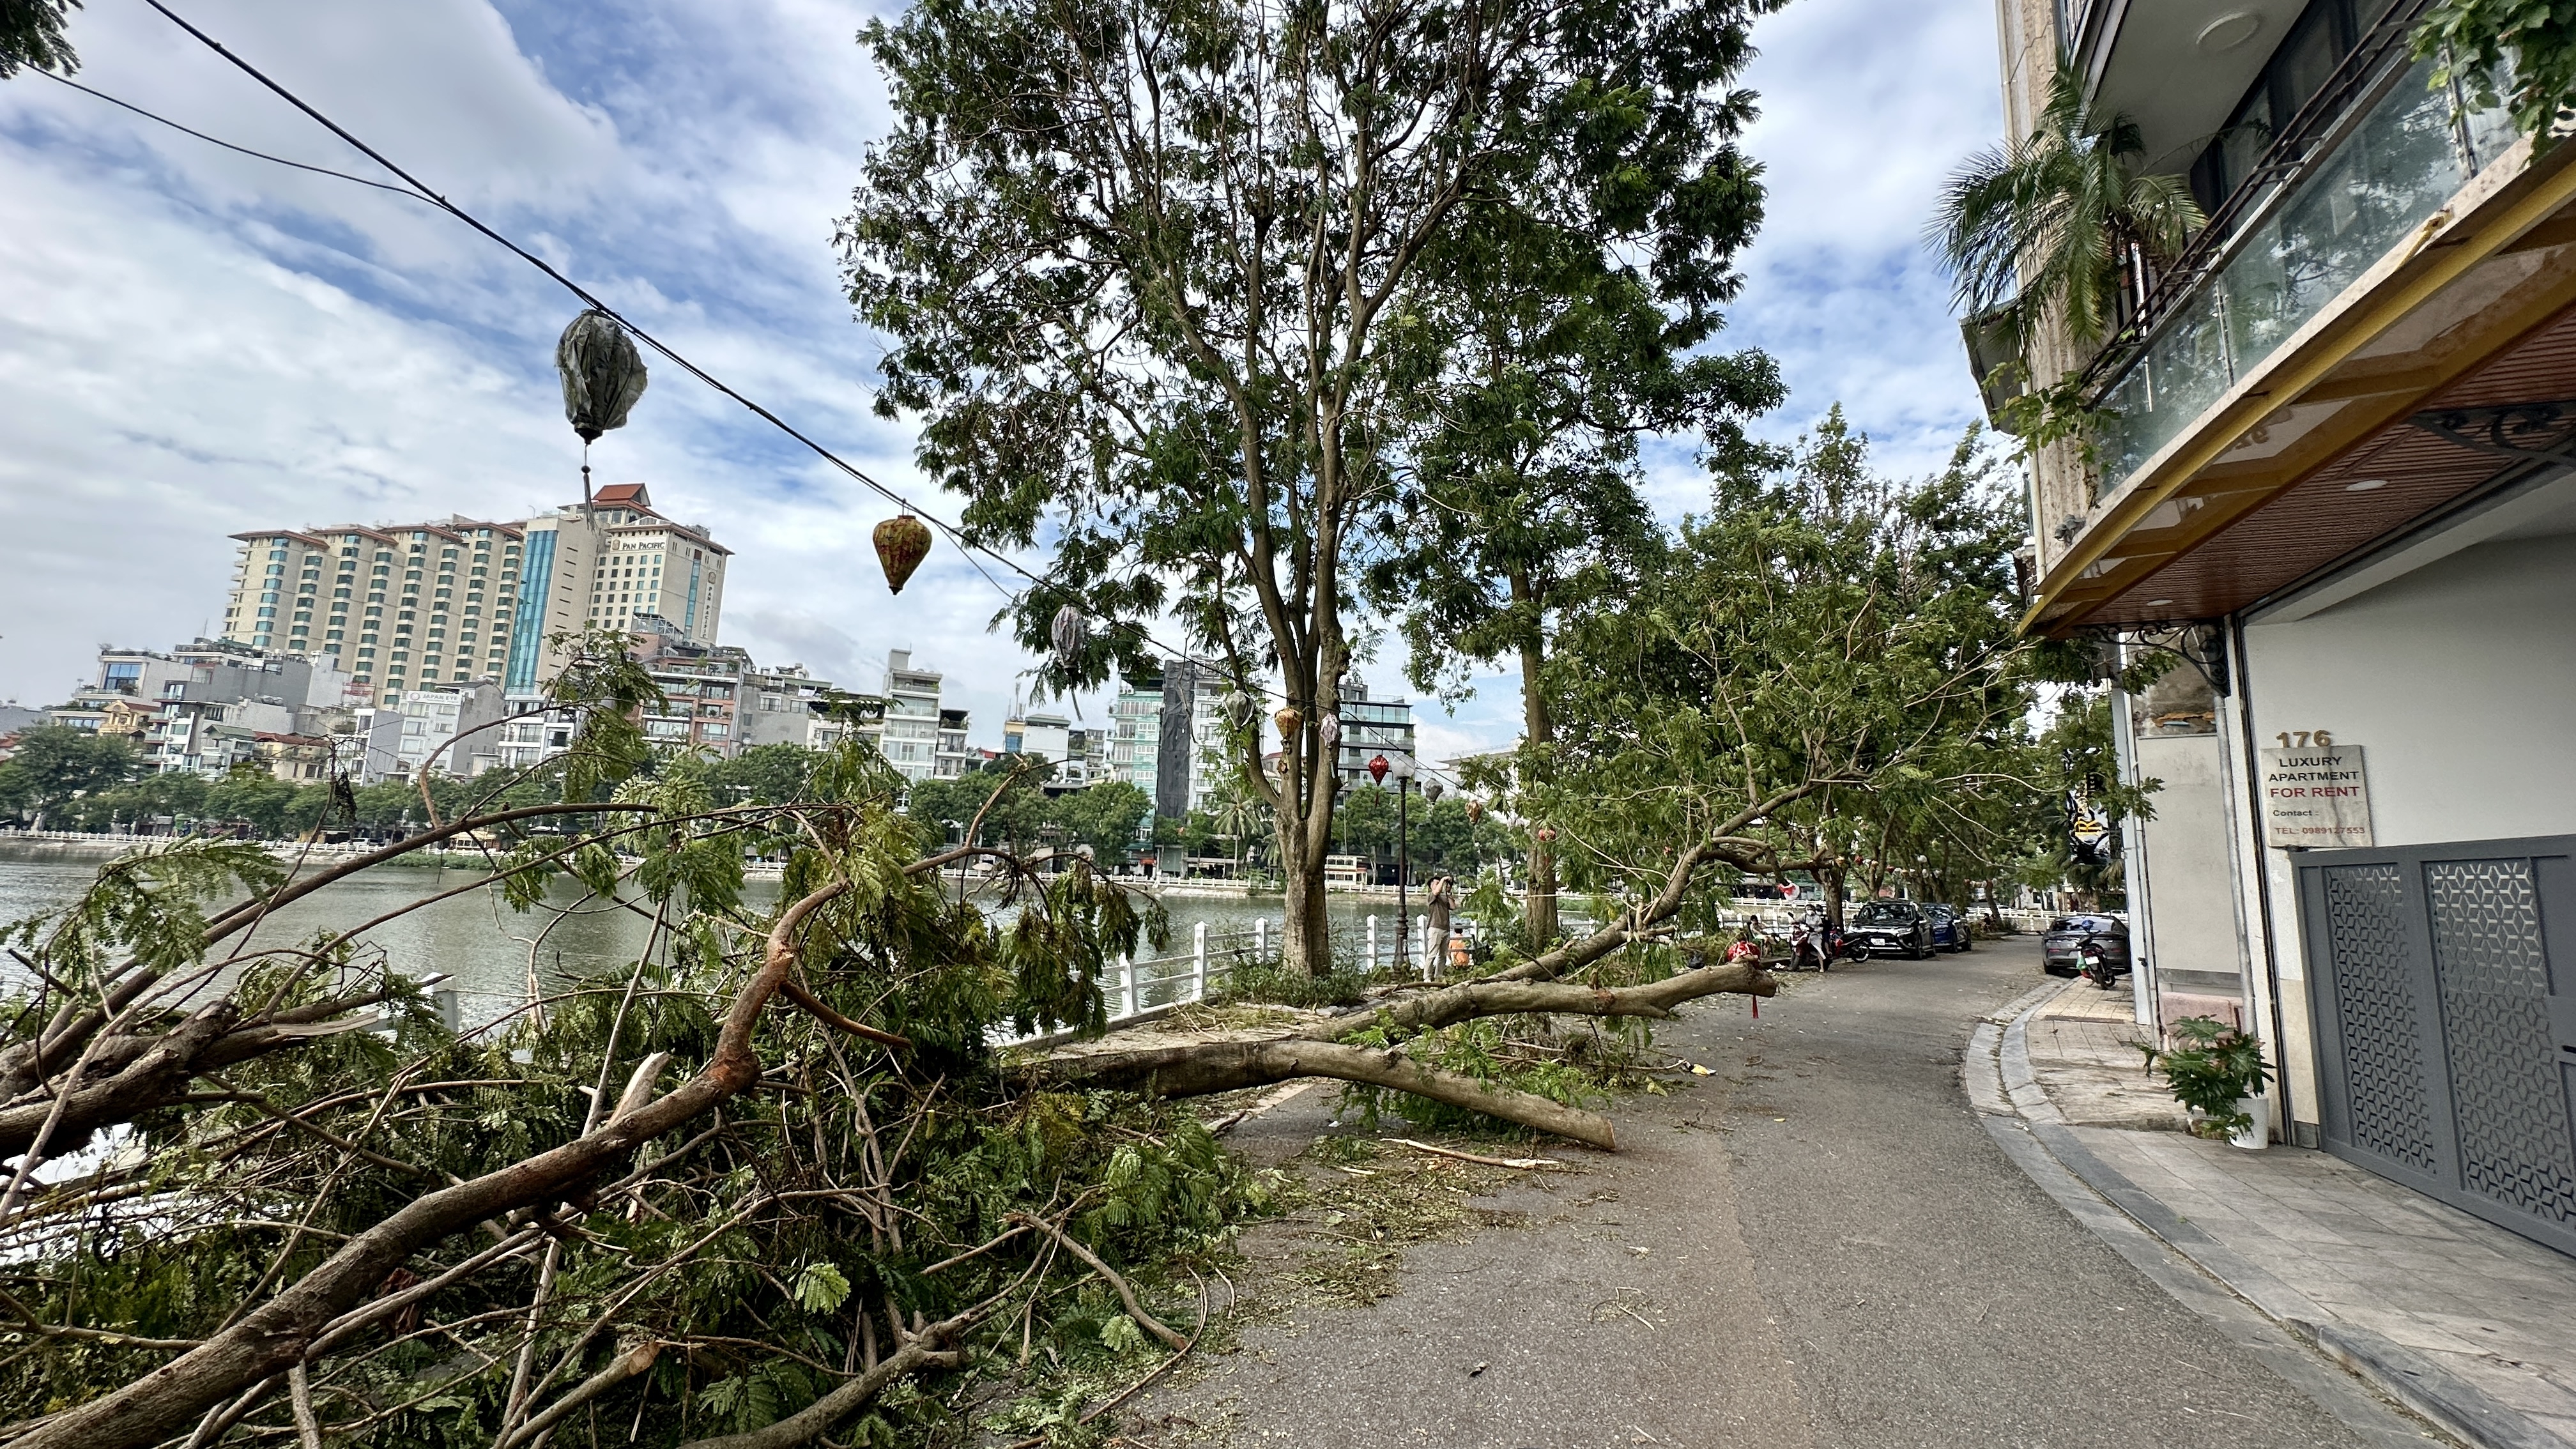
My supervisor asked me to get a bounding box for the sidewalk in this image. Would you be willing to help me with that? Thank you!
[1980,978,2576,1449]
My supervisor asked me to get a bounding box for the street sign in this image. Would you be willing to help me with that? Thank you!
[2260,743,2372,848]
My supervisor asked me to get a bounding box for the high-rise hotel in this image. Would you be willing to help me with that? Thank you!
[222,483,729,706]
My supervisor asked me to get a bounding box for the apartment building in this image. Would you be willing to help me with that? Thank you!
[223,482,728,709]
[870,650,947,781]
[364,684,509,782]
[52,640,364,776]
[1333,680,1418,788]
[1109,670,1164,796]
[1984,0,2576,1255]
[739,664,838,750]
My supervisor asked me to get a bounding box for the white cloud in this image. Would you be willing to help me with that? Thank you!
[0,0,2007,769]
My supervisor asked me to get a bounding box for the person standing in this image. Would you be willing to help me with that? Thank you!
[1426,873,1454,972]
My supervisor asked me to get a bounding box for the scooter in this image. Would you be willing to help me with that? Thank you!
[2079,937,2120,991]
[1788,914,1828,972]
[1788,912,1850,972]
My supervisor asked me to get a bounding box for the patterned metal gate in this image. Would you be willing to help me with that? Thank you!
[2298,836,2576,1257]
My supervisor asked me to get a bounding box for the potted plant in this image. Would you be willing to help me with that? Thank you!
[2147,1015,2273,1148]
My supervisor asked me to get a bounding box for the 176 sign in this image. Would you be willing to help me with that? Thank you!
[2260,740,2372,848]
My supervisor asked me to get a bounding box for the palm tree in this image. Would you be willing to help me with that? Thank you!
[1931,63,2204,358]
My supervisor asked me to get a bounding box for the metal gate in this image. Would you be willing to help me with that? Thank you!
[2298,835,2576,1257]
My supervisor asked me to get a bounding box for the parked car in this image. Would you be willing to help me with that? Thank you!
[2042,914,2131,977]
[1924,903,1974,953]
[1845,900,1935,959]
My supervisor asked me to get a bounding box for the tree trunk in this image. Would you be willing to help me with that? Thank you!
[1278,818,1333,976]
[1511,568,1558,947]
[1820,862,1848,930]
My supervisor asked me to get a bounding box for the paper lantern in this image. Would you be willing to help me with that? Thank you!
[1423,781,1444,804]
[555,309,648,443]
[1050,605,1086,673]
[1273,706,1303,740]
[1367,754,1390,785]
[1466,799,1483,822]
[1534,825,1557,843]
[873,514,933,594]
[1318,714,1340,749]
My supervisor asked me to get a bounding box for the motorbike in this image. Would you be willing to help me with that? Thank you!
[2079,937,2120,991]
[1788,911,1850,972]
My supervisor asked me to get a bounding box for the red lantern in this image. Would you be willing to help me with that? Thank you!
[1367,753,1390,785]
[872,513,933,594]
[1535,825,1557,843]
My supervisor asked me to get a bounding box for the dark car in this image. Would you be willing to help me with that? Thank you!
[1846,900,1935,959]
[1924,903,1974,953]
[2042,914,2131,977]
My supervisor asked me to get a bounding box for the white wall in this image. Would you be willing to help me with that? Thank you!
[2242,526,2576,1131]
[2244,530,2576,847]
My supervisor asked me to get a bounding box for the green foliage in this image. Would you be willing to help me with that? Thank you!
[841,0,1788,972]
[0,0,79,78]
[0,770,1262,1446]
[2415,0,2576,149]
[0,724,139,822]
[1931,62,2204,350]
[1214,959,1377,1009]
[547,630,666,799]
[1526,411,2050,915]
[2147,1015,2273,1136]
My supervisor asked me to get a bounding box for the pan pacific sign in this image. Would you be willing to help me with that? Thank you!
[2261,744,2373,848]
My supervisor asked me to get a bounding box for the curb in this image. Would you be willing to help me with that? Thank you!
[1974,982,2569,1449]
[2294,1319,2572,1449]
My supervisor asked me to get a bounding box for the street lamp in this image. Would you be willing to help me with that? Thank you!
[1390,752,1417,976]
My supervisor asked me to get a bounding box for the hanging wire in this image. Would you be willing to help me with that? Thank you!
[130,0,1289,705]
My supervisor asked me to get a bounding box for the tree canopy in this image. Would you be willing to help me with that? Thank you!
[840,0,1782,972]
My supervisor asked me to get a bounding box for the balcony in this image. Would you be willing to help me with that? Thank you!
[2086,51,2517,502]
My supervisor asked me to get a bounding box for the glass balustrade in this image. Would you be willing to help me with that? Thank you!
[2092,62,2511,500]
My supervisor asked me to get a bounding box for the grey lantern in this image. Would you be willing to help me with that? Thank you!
[556,311,648,440]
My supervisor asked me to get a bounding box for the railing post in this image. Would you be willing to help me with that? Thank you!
[1366,915,1379,972]
[1416,914,1430,981]
[1193,921,1209,1002]
[1254,917,1267,961]
[1117,953,1135,1018]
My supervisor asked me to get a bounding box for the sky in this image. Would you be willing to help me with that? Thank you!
[0,0,2001,765]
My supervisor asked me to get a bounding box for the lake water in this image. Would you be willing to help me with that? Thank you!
[0,847,1425,1028]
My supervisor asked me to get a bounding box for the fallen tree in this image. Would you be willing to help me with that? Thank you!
[0,700,1786,1449]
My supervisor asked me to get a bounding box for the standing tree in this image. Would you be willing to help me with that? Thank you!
[0,724,139,827]
[840,0,1781,975]
[1367,209,1780,946]
[1502,413,2066,956]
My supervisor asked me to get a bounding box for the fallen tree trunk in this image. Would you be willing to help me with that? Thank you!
[1031,961,1775,1149]
[1031,1039,1617,1149]
[1304,960,1775,1041]
[0,993,392,1163]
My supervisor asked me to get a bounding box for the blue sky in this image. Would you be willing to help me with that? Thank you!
[0,0,2000,762]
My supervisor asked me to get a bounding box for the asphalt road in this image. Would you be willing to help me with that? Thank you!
[1126,938,2387,1449]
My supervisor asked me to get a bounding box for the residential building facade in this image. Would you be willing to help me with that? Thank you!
[1110,671,1163,796]
[872,650,946,781]
[1985,0,2576,1257]
[222,482,728,709]
[1332,680,1418,787]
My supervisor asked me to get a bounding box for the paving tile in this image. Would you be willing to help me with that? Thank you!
[2028,1015,2576,1445]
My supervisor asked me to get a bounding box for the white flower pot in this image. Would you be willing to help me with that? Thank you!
[2230,1095,2269,1150]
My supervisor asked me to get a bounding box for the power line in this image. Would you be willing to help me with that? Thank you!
[31,67,427,199]
[135,0,1289,709]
